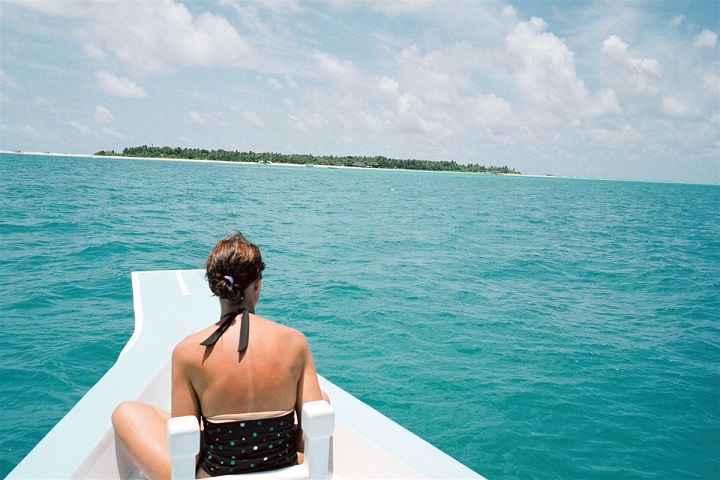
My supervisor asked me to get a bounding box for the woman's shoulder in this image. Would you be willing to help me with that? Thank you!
[256,315,309,348]
[172,326,213,362]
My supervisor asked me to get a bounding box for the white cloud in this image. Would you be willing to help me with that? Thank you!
[355,110,389,131]
[284,75,300,89]
[82,2,251,74]
[502,5,517,18]
[378,75,399,94]
[187,111,206,126]
[602,35,660,75]
[661,96,699,117]
[305,113,329,129]
[19,124,39,137]
[702,72,720,93]
[232,0,303,15]
[310,50,360,83]
[397,91,423,115]
[6,1,86,17]
[600,35,661,94]
[693,29,718,48]
[505,18,620,116]
[242,111,265,128]
[600,35,630,58]
[363,0,434,16]
[267,77,283,90]
[181,12,250,67]
[82,43,106,63]
[472,93,515,126]
[0,70,19,89]
[93,105,114,123]
[187,110,228,127]
[394,91,454,135]
[389,40,508,130]
[70,121,92,136]
[95,70,148,98]
[32,96,49,106]
[583,124,640,147]
[670,15,683,27]
[285,98,329,132]
[292,112,327,132]
[101,127,126,140]
[393,44,467,106]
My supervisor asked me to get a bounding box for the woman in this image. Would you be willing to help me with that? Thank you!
[112,233,325,479]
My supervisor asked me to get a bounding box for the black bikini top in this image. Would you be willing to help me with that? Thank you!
[200,308,252,352]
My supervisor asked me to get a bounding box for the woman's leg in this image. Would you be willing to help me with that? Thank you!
[112,401,172,480]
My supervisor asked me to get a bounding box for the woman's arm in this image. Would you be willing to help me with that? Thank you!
[171,340,203,468]
[171,340,201,419]
[295,334,323,410]
[295,334,324,454]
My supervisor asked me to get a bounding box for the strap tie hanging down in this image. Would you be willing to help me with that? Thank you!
[200,308,251,352]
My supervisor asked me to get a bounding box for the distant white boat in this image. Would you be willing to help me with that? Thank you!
[8,270,484,480]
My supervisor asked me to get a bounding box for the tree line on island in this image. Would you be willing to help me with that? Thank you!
[94,145,520,174]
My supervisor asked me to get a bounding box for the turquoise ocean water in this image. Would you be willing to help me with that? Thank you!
[0,152,718,479]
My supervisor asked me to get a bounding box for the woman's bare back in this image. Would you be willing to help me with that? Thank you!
[173,313,311,417]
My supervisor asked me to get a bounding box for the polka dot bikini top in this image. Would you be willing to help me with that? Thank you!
[198,410,298,476]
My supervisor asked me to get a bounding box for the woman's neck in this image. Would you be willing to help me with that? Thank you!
[220,301,254,317]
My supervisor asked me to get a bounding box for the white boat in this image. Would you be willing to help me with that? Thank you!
[7,270,484,479]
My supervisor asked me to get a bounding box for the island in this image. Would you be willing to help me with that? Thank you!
[95,146,520,175]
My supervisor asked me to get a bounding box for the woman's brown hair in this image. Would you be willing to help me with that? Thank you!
[206,233,265,303]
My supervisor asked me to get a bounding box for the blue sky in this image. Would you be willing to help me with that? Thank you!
[1,0,718,183]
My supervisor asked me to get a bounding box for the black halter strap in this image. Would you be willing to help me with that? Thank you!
[200,308,252,352]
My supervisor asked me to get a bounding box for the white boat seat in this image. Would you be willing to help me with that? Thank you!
[167,400,334,480]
